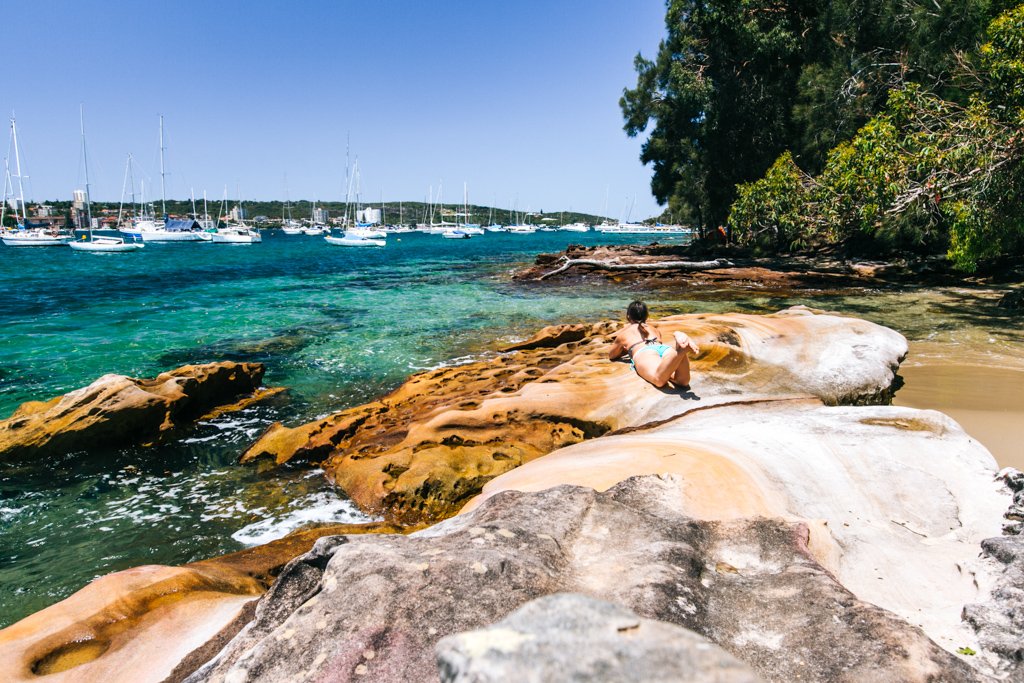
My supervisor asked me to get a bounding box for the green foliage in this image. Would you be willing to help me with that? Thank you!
[729,152,816,250]
[624,0,1006,233]
[726,5,1024,271]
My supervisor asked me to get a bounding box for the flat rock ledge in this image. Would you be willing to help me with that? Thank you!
[242,306,908,524]
[436,593,762,682]
[184,476,988,682]
[0,362,267,461]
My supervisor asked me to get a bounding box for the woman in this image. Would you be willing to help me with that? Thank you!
[607,300,699,388]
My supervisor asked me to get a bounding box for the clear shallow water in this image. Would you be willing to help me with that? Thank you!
[1,230,1021,627]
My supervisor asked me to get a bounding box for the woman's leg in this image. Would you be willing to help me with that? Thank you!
[636,335,692,387]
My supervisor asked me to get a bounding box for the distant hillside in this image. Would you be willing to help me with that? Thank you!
[4,200,615,228]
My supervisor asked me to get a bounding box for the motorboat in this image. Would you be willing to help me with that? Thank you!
[347,224,387,239]
[1,228,73,247]
[561,222,590,232]
[212,223,261,243]
[441,228,471,239]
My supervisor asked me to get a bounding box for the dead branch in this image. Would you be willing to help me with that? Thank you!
[536,257,734,281]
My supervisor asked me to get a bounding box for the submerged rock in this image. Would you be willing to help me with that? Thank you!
[186,476,985,682]
[0,362,266,461]
[435,593,761,682]
[242,307,907,524]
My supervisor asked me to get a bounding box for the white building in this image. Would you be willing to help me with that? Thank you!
[229,205,246,221]
[72,189,87,210]
[313,206,329,224]
[356,207,381,224]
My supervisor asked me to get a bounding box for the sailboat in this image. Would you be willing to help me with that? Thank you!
[281,179,302,234]
[69,107,143,253]
[212,189,261,244]
[325,157,385,246]
[120,116,203,242]
[303,200,326,235]
[1,117,73,247]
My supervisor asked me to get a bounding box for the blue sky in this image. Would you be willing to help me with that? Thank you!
[4,1,666,219]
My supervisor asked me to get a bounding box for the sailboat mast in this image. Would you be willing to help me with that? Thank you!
[1,157,10,228]
[80,105,93,234]
[117,154,130,229]
[159,114,167,217]
[11,118,27,225]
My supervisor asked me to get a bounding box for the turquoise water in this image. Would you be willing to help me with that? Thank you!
[0,229,698,626]
[2,230,1021,628]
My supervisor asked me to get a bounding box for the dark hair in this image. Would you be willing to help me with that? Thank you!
[626,300,648,323]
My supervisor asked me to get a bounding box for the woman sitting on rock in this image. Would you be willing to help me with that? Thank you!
[608,300,699,388]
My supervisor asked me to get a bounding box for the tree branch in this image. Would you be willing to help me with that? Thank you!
[536,257,733,281]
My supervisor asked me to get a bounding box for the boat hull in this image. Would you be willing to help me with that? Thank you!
[211,233,261,244]
[69,240,144,253]
[121,229,204,242]
[324,235,385,247]
[1,235,73,246]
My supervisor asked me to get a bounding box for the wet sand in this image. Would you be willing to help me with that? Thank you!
[894,355,1024,470]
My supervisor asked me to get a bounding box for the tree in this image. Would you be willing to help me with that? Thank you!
[622,0,1007,233]
[727,4,1024,271]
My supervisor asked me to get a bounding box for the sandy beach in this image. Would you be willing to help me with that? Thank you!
[894,343,1024,470]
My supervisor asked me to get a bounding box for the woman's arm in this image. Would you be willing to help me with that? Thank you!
[608,333,626,360]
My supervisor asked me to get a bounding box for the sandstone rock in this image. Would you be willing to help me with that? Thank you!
[466,401,1009,661]
[0,521,404,683]
[186,476,984,683]
[241,308,907,524]
[435,593,762,682]
[0,362,267,461]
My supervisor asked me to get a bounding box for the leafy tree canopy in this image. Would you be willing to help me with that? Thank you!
[623,0,1010,233]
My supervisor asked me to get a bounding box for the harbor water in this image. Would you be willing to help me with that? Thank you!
[1,229,1021,627]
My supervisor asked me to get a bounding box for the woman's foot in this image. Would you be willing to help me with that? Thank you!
[673,331,699,355]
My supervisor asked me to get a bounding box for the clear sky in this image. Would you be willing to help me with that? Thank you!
[3,1,666,219]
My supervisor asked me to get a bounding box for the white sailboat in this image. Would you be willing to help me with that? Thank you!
[281,182,302,235]
[69,107,143,253]
[121,116,203,242]
[212,190,261,243]
[1,117,73,247]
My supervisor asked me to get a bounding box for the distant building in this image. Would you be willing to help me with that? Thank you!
[229,205,246,221]
[313,206,330,224]
[356,207,380,224]
[6,197,24,214]
[72,189,87,211]
[34,204,54,217]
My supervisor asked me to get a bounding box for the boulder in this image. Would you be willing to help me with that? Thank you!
[0,521,404,683]
[0,362,266,461]
[241,307,907,524]
[186,476,985,683]
[435,593,761,682]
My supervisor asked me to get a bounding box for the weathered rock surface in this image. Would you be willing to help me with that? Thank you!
[242,307,907,523]
[963,469,1024,681]
[435,593,761,682]
[0,521,403,683]
[0,362,267,461]
[187,476,985,683]
[465,401,1009,660]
